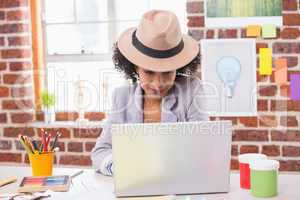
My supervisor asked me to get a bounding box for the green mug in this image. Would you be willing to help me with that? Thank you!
[249,159,280,198]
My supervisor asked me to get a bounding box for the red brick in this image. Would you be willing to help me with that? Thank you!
[59,155,92,166]
[186,1,204,13]
[7,10,28,21]
[239,117,258,127]
[279,84,290,97]
[283,13,300,26]
[231,145,238,156]
[10,112,33,123]
[0,86,9,97]
[280,28,300,39]
[0,113,7,123]
[284,56,298,68]
[0,10,4,20]
[11,86,33,97]
[240,145,259,154]
[218,29,238,38]
[37,128,71,138]
[233,130,268,141]
[280,116,298,127]
[282,146,300,157]
[240,28,247,38]
[230,159,239,170]
[84,112,105,121]
[271,130,300,142]
[262,145,280,156]
[206,29,215,39]
[279,160,300,171]
[187,16,204,27]
[55,142,65,152]
[0,62,6,71]
[271,100,300,111]
[0,140,12,150]
[273,42,300,54]
[188,30,204,41]
[55,112,78,121]
[8,36,30,46]
[4,127,35,137]
[257,99,268,111]
[0,37,4,46]
[0,0,28,8]
[1,49,31,58]
[283,0,298,11]
[219,117,238,125]
[257,72,269,82]
[73,128,101,138]
[85,142,96,152]
[259,115,278,127]
[3,74,32,84]
[2,99,33,110]
[0,23,28,33]
[0,152,22,163]
[258,85,277,97]
[9,61,32,71]
[67,142,83,152]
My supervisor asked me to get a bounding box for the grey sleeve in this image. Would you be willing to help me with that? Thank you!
[91,89,122,175]
[186,79,209,121]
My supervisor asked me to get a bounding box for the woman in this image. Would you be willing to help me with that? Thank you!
[91,10,208,176]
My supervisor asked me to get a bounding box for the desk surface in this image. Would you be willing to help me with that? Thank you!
[0,166,299,200]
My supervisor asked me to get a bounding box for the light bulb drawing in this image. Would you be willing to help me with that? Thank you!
[216,56,241,98]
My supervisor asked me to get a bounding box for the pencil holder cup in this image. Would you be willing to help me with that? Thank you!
[29,152,54,176]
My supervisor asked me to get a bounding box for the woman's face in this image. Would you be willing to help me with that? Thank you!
[136,67,176,97]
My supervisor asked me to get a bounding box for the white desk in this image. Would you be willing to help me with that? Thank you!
[0,166,299,200]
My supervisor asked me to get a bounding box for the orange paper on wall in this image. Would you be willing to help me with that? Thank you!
[275,58,287,84]
[246,25,261,37]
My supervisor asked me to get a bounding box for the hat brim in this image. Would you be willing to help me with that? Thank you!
[117,27,199,72]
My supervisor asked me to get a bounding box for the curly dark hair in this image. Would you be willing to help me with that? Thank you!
[112,43,200,83]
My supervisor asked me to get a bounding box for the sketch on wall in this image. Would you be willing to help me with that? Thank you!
[200,39,257,116]
[205,0,283,27]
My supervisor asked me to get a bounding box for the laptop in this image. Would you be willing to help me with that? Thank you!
[111,121,232,197]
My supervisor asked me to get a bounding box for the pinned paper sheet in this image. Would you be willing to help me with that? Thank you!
[246,25,261,37]
[290,74,300,100]
[275,58,288,84]
[259,48,272,75]
[262,24,277,38]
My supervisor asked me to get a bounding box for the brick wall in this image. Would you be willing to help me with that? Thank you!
[186,0,300,171]
[0,0,300,171]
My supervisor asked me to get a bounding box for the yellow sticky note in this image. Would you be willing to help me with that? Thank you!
[262,24,277,38]
[275,58,287,84]
[246,25,261,37]
[259,48,272,75]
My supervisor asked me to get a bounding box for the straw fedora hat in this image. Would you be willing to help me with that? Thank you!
[117,10,199,72]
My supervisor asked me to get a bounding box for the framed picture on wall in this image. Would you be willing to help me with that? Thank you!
[200,39,257,116]
[205,0,283,27]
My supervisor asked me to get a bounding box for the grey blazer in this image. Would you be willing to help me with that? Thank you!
[91,77,209,173]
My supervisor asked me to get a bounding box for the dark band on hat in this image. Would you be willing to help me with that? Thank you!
[132,30,184,59]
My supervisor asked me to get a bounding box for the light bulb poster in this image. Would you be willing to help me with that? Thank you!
[200,39,257,116]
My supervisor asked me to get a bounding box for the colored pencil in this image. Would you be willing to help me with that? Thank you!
[51,132,61,151]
